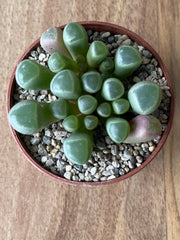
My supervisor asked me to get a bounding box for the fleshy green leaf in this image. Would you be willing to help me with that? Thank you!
[112,98,130,114]
[50,99,69,119]
[63,132,93,165]
[99,57,114,73]
[48,52,79,73]
[97,102,111,118]
[81,71,103,93]
[102,78,124,101]
[62,115,79,132]
[106,117,130,143]
[8,100,59,134]
[87,41,109,68]
[15,59,54,90]
[78,95,97,114]
[63,22,88,61]
[128,81,162,114]
[114,46,142,78]
[50,69,82,99]
[84,115,99,130]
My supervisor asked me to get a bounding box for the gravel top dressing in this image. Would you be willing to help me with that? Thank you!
[13,30,171,182]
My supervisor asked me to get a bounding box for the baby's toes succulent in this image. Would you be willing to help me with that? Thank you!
[62,115,79,132]
[63,132,93,165]
[114,45,142,79]
[124,115,162,143]
[102,78,124,101]
[112,98,130,114]
[97,102,111,118]
[78,95,97,115]
[106,117,130,143]
[128,81,162,114]
[63,22,88,62]
[48,52,79,73]
[40,27,70,56]
[50,69,82,99]
[81,71,103,93]
[15,59,54,90]
[99,57,114,73]
[84,115,99,130]
[87,41,109,68]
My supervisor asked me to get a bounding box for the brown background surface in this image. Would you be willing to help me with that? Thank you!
[0,0,180,239]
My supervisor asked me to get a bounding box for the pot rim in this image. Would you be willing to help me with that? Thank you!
[6,21,174,187]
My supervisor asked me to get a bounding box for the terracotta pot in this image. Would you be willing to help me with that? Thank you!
[6,21,174,186]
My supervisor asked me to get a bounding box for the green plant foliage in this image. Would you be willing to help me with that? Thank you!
[128,81,162,114]
[106,117,130,143]
[63,132,93,165]
[84,115,99,130]
[62,115,79,132]
[81,71,103,93]
[114,45,142,79]
[101,78,125,101]
[48,52,79,73]
[112,98,130,114]
[63,22,88,61]
[78,95,98,114]
[87,41,109,68]
[50,69,82,99]
[15,59,55,90]
[9,22,163,166]
[8,100,67,135]
[99,57,114,73]
[97,102,111,118]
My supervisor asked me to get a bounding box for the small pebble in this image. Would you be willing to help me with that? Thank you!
[112,160,120,168]
[64,172,72,180]
[66,165,72,172]
[30,137,41,145]
[107,175,116,180]
[39,53,46,61]
[149,146,155,152]
[121,39,131,45]
[90,167,97,176]
[101,32,111,38]
[46,159,54,167]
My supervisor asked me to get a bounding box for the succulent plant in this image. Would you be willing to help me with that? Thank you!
[8,22,163,165]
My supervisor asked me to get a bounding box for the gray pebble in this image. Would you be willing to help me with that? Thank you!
[38,145,47,155]
[45,129,52,137]
[45,158,54,167]
[107,175,116,180]
[79,173,85,180]
[123,150,132,160]
[119,169,125,175]
[142,50,152,58]
[43,136,51,145]
[100,176,107,181]
[121,39,131,45]
[64,172,72,180]
[30,137,41,145]
[41,156,48,163]
[102,170,111,176]
[73,164,83,172]
[112,160,120,168]
[111,145,118,155]
[101,32,111,38]
[90,167,97,175]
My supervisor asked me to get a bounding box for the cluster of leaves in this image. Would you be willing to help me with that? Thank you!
[8,23,162,165]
